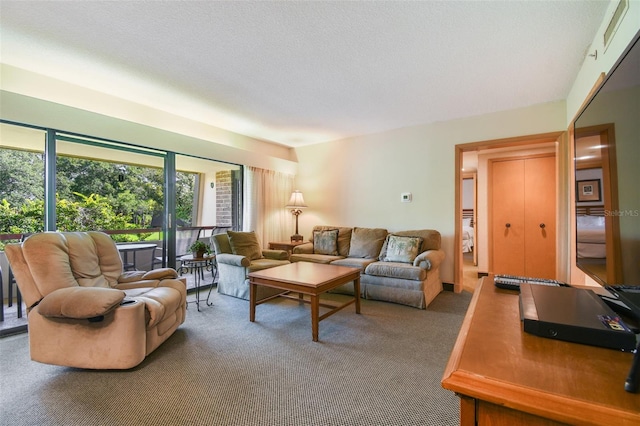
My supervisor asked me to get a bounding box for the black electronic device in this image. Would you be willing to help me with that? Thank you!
[605,286,640,393]
[519,284,637,352]
[494,274,568,291]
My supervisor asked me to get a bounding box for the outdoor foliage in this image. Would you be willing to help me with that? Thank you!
[0,147,196,248]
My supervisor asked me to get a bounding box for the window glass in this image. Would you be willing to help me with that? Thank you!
[0,123,46,248]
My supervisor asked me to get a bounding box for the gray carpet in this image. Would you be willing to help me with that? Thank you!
[0,289,471,426]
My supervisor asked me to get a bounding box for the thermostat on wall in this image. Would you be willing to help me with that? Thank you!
[401,192,412,203]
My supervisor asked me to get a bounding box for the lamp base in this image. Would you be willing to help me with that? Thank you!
[290,234,304,243]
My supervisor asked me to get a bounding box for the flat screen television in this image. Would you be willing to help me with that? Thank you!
[573,29,639,287]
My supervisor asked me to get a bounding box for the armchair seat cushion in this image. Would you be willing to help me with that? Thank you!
[247,258,290,273]
[365,261,427,281]
[37,287,126,319]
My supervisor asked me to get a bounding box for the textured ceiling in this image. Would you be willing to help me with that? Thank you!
[0,1,609,147]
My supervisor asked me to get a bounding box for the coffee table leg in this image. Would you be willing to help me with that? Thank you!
[311,294,319,342]
[249,281,256,322]
[354,277,361,314]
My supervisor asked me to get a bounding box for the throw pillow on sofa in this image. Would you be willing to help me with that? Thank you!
[313,229,339,255]
[348,227,388,259]
[379,235,423,263]
[227,230,263,260]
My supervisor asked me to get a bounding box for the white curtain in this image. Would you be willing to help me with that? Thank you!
[244,166,295,248]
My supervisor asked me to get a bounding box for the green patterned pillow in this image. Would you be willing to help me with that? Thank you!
[313,229,339,255]
[380,235,423,263]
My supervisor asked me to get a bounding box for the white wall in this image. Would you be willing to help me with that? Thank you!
[294,101,566,284]
[0,65,298,175]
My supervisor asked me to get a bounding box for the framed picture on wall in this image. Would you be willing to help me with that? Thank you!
[576,179,601,202]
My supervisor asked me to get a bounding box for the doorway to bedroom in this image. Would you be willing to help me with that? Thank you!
[454,131,569,294]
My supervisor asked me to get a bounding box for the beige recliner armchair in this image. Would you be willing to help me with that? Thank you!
[4,231,187,369]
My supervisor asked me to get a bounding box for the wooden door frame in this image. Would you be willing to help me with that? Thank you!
[574,123,621,284]
[454,131,566,293]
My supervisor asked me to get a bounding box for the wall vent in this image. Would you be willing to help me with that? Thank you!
[604,0,628,48]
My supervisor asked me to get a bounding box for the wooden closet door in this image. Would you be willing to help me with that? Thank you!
[524,156,556,278]
[491,159,525,275]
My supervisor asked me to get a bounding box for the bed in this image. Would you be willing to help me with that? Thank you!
[462,209,474,253]
[576,207,605,258]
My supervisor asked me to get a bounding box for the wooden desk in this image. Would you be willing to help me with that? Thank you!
[442,276,640,425]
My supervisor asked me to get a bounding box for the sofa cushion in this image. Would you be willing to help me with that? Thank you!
[365,261,427,281]
[379,235,423,263]
[391,229,441,253]
[227,231,263,260]
[310,226,353,257]
[348,227,388,259]
[313,229,339,255]
[330,257,377,273]
[290,253,343,264]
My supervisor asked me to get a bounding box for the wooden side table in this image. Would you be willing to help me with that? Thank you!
[269,241,305,251]
[268,241,306,258]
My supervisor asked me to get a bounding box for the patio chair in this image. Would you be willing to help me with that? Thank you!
[152,227,202,269]
[4,231,187,369]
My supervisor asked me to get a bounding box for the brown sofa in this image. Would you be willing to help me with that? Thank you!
[5,231,187,369]
[290,226,445,309]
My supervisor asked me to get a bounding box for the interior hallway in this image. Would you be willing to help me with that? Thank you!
[462,251,479,294]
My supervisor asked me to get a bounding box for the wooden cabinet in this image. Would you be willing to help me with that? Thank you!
[490,154,556,278]
[441,277,640,425]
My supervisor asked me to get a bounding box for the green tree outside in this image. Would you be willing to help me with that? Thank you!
[0,147,196,248]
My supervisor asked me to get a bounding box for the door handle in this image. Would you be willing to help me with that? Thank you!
[505,223,511,228]
[539,223,545,228]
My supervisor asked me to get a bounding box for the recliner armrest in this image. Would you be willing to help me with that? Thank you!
[413,249,445,270]
[216,253,251,267]
[37,287,126,319]
[262,249,288,260]
[141,268,178,280]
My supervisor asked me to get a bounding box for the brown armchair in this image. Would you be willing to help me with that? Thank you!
[4,231,187,369]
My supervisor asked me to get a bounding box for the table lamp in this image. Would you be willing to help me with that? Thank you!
[286,190,307,242]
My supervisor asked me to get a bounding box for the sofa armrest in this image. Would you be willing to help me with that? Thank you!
[292,242,313,254]
[262,249,289,260]
[216,253,251,267]
[37,287,126,319]
[413,249,445,271]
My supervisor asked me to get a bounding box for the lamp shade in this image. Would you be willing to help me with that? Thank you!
[286,190,307,209]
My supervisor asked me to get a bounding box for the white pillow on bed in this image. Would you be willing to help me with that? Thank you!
[462,218,471,227]
[577,215,604,228]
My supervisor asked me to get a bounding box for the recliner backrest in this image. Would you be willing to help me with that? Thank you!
[5,231,123,309]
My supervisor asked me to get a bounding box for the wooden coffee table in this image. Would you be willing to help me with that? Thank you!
[248,262,361,341]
